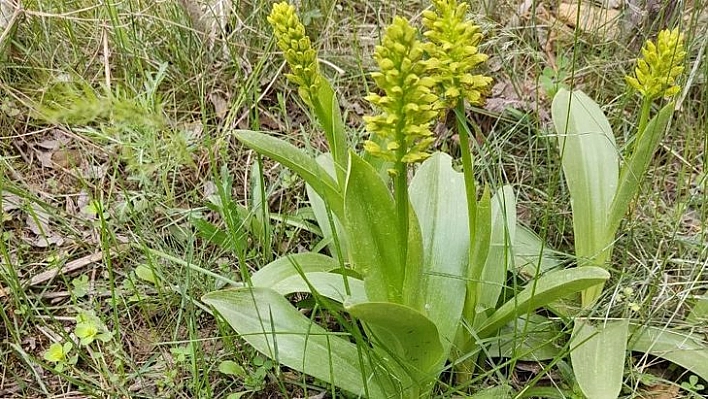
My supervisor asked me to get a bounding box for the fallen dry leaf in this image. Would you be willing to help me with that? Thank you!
[209,92,230,119]
[24,202,65,247]
[556,2,622,39]
[2,190,22,213]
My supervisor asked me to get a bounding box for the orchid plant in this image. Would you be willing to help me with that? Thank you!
[547,29,708,399]
[201,2,609,397]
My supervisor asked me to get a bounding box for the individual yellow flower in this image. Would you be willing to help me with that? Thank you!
[363,17,439,164]
[267,2,321,106]
[422,0,492,107]
[626,28,686,100]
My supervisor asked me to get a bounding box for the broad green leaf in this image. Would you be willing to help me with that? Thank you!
[307,153,348,260]
[345,301,444,386]
[552,88,618,306]
[515,225,565,279]
[478,267,610,337]
[486,314,562,361]
[607,102,674,236]
[344,152,407,303]
[202,288,384,398]
[409,152,469,354]
[571,319,629,399]
[630,324,708,382]
[478,186,517,317]
[250,253,342,288]
[236,131,343,218]
[270,272,367,304]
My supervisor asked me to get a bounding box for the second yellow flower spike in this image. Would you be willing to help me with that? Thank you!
[626,28,686,100]
[267,2,321,106]
[422,0,492,107]
[364,17,439,164]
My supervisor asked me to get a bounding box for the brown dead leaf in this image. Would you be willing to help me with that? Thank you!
[641,383,681,399]
[24,203,65,248]
[556,2,622,39]
[209,92,230,119]
[180,0,233,57]
[25,203,52,236]
[2,190,22,213]
[28,250,113,287]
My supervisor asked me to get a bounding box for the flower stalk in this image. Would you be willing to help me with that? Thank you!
[364,16,440,267]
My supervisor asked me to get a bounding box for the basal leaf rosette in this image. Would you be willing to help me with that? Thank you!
[364,17,439,165]
[267,2,321,106]
[625,28,686,100]
[422,0,492,107]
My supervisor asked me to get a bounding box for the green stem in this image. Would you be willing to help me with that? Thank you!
[394,159,409,279]
[454,102,477,249]
[636,97,653,143]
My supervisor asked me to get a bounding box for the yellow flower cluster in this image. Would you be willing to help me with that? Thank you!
[267,2,321,106]
[626,28,686,100]
[422,0,492,106]
[363,17,439,164]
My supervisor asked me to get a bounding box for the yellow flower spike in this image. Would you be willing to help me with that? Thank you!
[364,17,440,164]
[625,28,686,100]
[422,0,493,107]
[267,2,321,106]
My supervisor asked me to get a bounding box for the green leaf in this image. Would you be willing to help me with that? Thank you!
[687,295,708,324]
[409,152,469,354]
[312,80,348,182]
[306,153,348,260]
[468,384,514,398]
[478,267,610,337]
[190,216,233,250]
[487,314,562,361]
[465,188,492,324]
[249,159,272,253]
[344,152,407,303]
[478,186,517,317]
[250,253,342,288]
[44,342,66,363]
[630,324,708,382]
[236,131,343,217]
[219,360,246,377]
[71,275,90,298]
[75,323,98,346]
[135,264,159,285]
[345,301,444,387]
[552,88,619,305]
[514,225,565,279]
[571,318,629,399]
[607,102,674,236]
[270,272,367,304]
[202,288,384,398]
